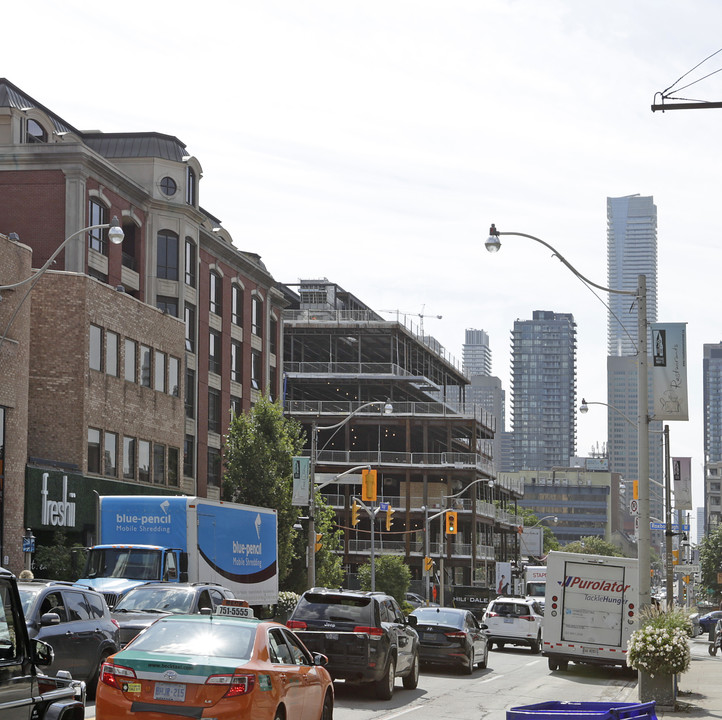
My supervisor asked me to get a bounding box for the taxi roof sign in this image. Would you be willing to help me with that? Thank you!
[216,599,254,618]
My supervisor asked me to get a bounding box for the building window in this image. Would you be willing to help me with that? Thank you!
[208,448,221,487]
[140,345,152,387]
[106,331,119,377]
[269,365,278,402]
[104,432,117,477]
[168,447,179,487]
[123,437,136,480]
[185,239,196,287]
[185,368,196,419]
[157,296,178,317]
[88,199,108,254]
[232,285,243,326]
[169,357,180,397]
[124,339,137,382]
[210,271,222,316]
[139,440,151,483]
[185,303,196,352]
[26,119,47,143]
[157,230,179,280]
[230,396,242,418]
[88,428,101,473]
[209,330,222,375]
[89,324,103,371]
[160,176,177,196]
[252,296,263,337]
[231,340,242,383]
[184,435,195,478]
[208,388,222,434]
[153,444,165,484]
[121,222,137,270]
[155,351,166,393]
[269,316,278,355]
[251,350,262,390]
[186,168,196,206]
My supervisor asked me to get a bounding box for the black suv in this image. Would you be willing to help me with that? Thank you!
[110,582,235,647]
[18,580,120,697]
[287,587,419,700]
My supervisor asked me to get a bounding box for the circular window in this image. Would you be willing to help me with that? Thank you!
[160,176,177,196]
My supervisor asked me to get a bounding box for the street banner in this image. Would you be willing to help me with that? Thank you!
[651,323,688,421]
[292,456,310,506]
[495,561,511,595]
[672,456,693,510]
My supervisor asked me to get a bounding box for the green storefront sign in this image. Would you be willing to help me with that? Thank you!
[25,466,182,540]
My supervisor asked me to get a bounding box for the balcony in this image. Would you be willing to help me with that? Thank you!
[345,540,496,560]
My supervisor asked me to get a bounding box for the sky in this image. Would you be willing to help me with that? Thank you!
[5,0,722,531]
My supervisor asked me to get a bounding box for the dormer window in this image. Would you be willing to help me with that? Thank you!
[26,119,47,143]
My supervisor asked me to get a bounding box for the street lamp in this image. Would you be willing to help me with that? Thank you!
[1,217,125,351]
[486,224,651,611]
[307,400,393,589]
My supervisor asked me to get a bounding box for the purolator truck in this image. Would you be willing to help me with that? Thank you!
[78,496,278,608]
[543,550,638,671]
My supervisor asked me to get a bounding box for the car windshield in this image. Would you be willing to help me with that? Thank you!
[128,618,255,660]
[294,594,374,624]
[114,587,193,613]
[85,548,161,581]
[412,608,463,627]
[17,586,42,616]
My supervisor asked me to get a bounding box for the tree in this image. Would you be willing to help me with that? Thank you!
[33,530,87,581]
[358,555,411,604]
[699,524,722,601]
[223,396,305,584]
[561,536,625,557]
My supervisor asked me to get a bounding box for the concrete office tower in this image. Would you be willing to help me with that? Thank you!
[463,329,492,377]
[606,195,663,549]
[703,343,722,532]
[510,311,577,471]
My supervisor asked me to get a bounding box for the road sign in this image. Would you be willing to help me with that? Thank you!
[22,537,35,553]
[676,564,700,574]
[649,522,690,531]
[379,502,389,512]
[629,499,639,515]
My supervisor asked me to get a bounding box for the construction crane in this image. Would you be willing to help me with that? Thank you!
[380,305,442,336]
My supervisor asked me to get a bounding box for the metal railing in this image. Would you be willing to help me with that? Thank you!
[345,540,497,559]
[322,493,497,520]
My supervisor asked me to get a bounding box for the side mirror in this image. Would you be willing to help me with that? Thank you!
[407,614,418,627]
[480,623,489,631]
[32,639,54,667]
[40,612,61,627]
[313,653,328,667]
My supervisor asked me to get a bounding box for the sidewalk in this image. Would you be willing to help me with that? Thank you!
[620,634,722,719]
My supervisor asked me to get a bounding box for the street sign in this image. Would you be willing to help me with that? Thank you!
[379,502,389,512]
[676,564,700,574]
[649,522,690,531]
[22,537,35,553]
[629,499,639,515]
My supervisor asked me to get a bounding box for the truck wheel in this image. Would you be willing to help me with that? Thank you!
[375,655,396,700]
[463,649,474,675]
[548,658,558,671]
[559,661,569,671]
[402,651,419,689]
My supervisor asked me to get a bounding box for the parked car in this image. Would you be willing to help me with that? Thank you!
[698,610,722,638]
[18,579,120,697]
[482,596,543,653]
[287,587,419,699]
[110,581,235,646]
[410,606,489,674]
[96,611,334,720]
[405,592,439,608]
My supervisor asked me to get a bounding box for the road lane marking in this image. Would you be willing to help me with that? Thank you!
[377,706,420,720]
[478,673,503,683]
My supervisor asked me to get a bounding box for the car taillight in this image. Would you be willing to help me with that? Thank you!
[207,673,255,697]
[444,631,466,639]
[286,619,307,630]
[353,626,384,637]
[100,661,136,689]
[519,615,535,622]
[485,611,499,617]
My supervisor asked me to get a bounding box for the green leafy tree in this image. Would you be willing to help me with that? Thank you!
[33,530,87,581]
[358,555,411,604]
[699,524,722,601]
[222,396,304,584]
[561,536,625,557]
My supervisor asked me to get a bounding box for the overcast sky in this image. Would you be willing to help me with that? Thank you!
[6,0,722,528]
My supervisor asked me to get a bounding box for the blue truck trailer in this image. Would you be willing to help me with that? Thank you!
[78,495,278,607]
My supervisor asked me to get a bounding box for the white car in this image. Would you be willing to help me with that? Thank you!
[482,597,543,653]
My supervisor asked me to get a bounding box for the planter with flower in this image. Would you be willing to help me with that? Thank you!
[275,591,300,623]
[626,605,692,709]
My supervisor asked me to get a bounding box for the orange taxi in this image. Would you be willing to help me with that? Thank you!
[95,605,333,720]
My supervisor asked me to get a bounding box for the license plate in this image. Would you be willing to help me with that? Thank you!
[503,618,514,624]
[325,633,339,640]
[154,682,186,702]
[582,646,599,655]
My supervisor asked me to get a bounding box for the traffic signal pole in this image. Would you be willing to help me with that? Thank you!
[353,497,381,590]
[422,505,452,606]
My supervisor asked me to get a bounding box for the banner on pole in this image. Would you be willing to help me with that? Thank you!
[651,323,688,421]
[292,456,310,507]
[672,456,693,510]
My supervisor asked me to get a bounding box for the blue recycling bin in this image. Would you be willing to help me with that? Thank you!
[506,700,657,720]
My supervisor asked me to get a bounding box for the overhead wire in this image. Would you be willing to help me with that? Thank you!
[661,47,722,101]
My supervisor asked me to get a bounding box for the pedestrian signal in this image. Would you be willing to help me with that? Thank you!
[386,505,395,531]
[424,556,433,572]
[361,468,377,502]
[314,533,323,553]
[445,511,458,535]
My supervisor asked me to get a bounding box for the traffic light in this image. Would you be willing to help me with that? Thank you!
[385,505,395,531]
[361,468,377,502]
[633,480,639,500]
[445,510,458,535]
[314,533,323,553]
[672,549,679,565]
[424,556,433,573]
[351,500,360,527]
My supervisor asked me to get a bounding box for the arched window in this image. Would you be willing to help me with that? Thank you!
[88,198,109,254]
[26,119,47,143]
[210,271,222,315]
[252,295,263,337]
[186,167,196,206]
[157,230,179,280]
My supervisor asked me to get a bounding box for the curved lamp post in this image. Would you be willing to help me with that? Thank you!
[1,218,125,351]
[307,400,393,589]
[486,224,651,611]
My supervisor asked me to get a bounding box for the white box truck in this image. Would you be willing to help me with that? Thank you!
[543,550,638,671]
[524,565,547,604]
